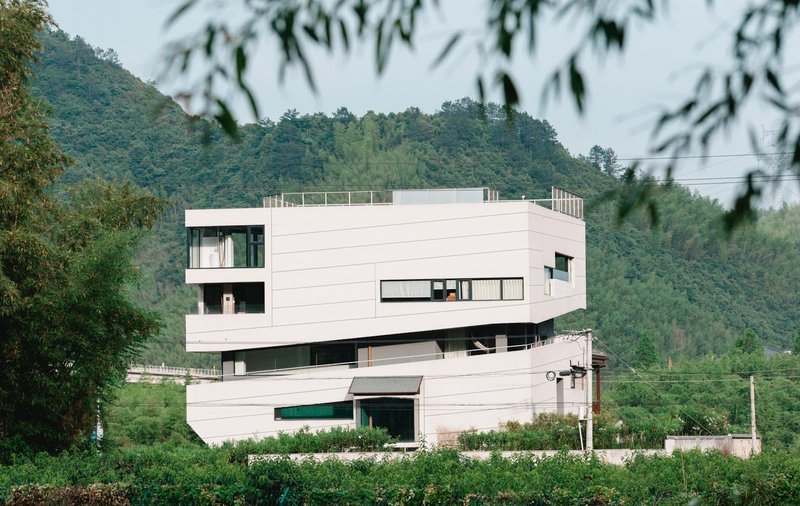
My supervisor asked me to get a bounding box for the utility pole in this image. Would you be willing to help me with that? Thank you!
[586,329,593,452]
[750,375,757,454]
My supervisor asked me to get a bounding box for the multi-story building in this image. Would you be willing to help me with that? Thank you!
[185,188,589,446]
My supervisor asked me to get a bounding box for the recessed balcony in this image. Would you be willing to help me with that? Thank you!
[189,282,265,315]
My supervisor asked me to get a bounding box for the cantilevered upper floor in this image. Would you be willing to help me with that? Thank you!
[184,188,586,353]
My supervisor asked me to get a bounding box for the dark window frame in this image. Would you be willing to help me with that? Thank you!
[380,278,523,302]
[186,225,265,269]
[274,401,354,421]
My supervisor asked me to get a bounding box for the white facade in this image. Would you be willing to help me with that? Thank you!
[184,188,588,445]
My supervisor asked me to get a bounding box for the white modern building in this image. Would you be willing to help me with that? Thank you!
[184,188,592,446]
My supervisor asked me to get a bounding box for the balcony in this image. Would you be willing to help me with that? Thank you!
[190,282,265,315]
[233,334,575,378]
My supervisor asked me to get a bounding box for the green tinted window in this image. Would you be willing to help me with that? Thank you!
[275,401,353,420]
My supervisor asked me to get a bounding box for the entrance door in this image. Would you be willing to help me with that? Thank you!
[359,398,415,442]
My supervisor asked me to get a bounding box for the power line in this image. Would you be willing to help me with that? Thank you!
[591,335,717,436]
[617,151,795,162]
[187,352,583,406]
[601,376,800,384]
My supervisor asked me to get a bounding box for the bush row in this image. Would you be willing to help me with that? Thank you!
[3,443,800,505]
[457,413,687,450]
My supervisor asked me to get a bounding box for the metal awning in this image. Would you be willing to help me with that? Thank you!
[348,376,423,396]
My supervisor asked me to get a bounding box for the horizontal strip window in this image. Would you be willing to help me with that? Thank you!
[274,401,353,420]
[381,278,523,302]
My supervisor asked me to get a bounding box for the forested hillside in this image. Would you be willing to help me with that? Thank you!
[32,30,800,368]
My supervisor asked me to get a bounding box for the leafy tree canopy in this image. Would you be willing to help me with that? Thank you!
[734,328,763,355]
[163,0,800,230]
[634,332,659,368]
[0,0,163,460]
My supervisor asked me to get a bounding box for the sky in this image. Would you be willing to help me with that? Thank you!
[46,0,800,208]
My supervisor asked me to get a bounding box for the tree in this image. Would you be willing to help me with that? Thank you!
[585,145,620,177]
[634,333,659,368]
[601,148,620,178]
[734,328,763,355]
[793,328,800,355]
[586,145,605,171]
[0,0,163,459]
[162,0,800,230]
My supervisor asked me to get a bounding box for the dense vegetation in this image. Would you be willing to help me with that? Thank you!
[0,2,162,459]
[30,30,800,370]
[3,443,800,505]
[461,334,800,452]
[5,363,800,502]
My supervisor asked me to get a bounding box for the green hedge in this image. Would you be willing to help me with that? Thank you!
[457,413,682,450]
[3,444,800,505]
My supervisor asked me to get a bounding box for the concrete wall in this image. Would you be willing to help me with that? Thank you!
[185,201,585,353]
[665,435,761,458]
[187,338,588,446]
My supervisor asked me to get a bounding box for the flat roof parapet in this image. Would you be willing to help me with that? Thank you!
[264,187,583,220]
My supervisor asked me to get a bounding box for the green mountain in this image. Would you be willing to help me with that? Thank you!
[31,30,800,368]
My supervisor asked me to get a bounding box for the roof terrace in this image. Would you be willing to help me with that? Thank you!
[264,187,583,220]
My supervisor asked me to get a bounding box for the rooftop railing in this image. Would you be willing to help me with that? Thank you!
[264,187,582,220]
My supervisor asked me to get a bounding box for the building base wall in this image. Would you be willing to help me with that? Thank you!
[187,339,588,446]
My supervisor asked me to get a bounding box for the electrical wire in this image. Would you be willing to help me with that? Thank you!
[591,335,718,436]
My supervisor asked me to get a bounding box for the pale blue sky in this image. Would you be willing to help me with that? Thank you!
[46,0,799,206]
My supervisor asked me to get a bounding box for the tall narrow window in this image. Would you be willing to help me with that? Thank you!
[445,280,458,301]
[544,268,553,295]
[248,226,265,268]
[188,228,201,268]
[432,280,445,301]
[459,280,471,300]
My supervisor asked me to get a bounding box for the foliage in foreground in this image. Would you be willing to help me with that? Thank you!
[2,445,800,505]
[457,413,680,451]
[605,346,800,451]
[104,382,201,448]
[0,0,163,460]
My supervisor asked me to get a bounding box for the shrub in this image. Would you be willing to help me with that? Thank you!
[7,483,130,506]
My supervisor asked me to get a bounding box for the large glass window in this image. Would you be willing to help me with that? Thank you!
[187,226,265,268]
[359,398,415,442]
[275,401,353,420]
